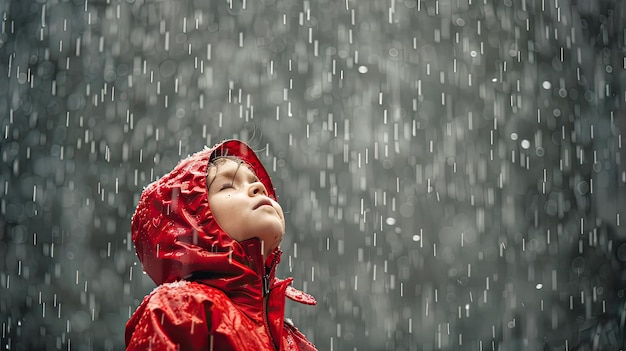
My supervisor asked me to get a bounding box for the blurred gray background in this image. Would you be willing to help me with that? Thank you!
[1,0,625,350]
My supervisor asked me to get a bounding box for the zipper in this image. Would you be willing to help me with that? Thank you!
[262,253,279,295]
[262,254,280,350]
[263,292,279,350]
[263,271,271,296]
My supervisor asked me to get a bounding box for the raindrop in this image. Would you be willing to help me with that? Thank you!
[385,217,396,226]
[159,60,177,78]
[576,181,589,195]
[542,81,552,89]
[535,147,545,157]
[571,256,585,274]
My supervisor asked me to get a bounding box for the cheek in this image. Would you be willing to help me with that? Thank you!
[210,196,235,221]
[216,197,239,217]
[210,197,244,238]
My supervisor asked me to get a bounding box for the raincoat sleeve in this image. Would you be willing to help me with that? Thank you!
[125,282,212,351]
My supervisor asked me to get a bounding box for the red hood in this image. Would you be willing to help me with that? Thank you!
[131,140,280,286]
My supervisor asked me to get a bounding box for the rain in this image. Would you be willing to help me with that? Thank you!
[1,0,625,350]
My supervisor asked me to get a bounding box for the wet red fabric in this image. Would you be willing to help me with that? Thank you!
[126,140,317,351]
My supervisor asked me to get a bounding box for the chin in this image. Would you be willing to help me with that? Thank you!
[254,222,284,239]
[258,231,283,251]
[258,230,283,244]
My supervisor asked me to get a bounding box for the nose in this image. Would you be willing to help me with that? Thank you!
[248,181,267,196]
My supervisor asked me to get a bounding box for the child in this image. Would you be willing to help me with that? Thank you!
[125,139,318,350]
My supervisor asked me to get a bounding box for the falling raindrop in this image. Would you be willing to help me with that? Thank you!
[1,0,624,350]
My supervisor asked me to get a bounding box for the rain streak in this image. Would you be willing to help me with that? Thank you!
[1,0,625,350]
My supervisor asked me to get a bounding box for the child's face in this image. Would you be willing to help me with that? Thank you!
[207,159,285,257]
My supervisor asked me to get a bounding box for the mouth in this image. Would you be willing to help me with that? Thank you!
[253,198,273,210]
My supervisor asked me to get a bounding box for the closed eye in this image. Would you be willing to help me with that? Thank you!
[219,183,234,191]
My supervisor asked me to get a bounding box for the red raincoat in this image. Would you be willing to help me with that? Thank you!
[125,140,317,351]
